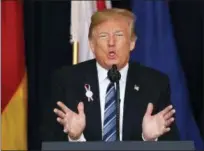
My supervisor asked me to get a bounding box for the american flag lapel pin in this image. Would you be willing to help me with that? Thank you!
[134,84,140,91]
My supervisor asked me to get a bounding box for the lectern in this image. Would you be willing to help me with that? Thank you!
[42,141,195,150]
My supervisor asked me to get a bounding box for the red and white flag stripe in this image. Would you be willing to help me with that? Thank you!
[70,0,111,63]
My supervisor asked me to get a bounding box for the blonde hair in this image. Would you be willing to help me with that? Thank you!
[88,8,136,40]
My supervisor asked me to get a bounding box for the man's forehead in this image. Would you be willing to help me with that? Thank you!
[97,29,125,35]
[95,19,129,30]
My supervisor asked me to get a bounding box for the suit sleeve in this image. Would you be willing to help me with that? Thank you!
[156,76,180,140]
[40,69,68,142]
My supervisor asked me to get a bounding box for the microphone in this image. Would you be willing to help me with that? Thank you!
[107,64,121,83]
[107,64,121,141]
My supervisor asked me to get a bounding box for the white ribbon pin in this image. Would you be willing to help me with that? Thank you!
[84,84,93,102]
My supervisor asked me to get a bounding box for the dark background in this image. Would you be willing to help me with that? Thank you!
[23,0,204,149]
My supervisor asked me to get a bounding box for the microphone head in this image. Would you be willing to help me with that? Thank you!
[107,64,121,83]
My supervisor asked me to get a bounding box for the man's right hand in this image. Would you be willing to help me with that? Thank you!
[53,101,86,140]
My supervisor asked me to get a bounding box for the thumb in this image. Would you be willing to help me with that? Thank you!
[77,102,84,115]
[145,103,154,116]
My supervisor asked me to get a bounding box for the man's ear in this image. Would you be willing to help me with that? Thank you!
[130,36,137,51]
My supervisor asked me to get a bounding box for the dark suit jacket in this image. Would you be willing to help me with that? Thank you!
[41,59,179,142]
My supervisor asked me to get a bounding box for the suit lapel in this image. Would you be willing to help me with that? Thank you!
[123,61,143,140]
[82,59,102,140]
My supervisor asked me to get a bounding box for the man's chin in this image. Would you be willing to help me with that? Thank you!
[106,60,119,68]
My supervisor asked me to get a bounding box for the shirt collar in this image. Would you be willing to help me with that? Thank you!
[96,62,129,83]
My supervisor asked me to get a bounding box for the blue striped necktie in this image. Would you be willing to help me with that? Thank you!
[102,82,117,141]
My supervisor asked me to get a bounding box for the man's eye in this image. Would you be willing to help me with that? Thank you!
[115,33,123,36]
[99,34,107,38]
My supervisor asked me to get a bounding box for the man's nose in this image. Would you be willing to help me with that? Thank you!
[108,36,116,46]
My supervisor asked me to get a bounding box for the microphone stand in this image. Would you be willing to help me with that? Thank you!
[107,64,121,141]
[115,80,120,141]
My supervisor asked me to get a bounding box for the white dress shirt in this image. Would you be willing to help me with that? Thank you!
[97,62,128,141]
[68,62,154,141]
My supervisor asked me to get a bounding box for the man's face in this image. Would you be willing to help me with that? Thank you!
[89,17,136,70]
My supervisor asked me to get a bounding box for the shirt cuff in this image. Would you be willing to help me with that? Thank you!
[142,133,158,141]
[68,133,86,142]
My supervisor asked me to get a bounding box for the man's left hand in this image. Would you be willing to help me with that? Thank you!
[142,103,176,141]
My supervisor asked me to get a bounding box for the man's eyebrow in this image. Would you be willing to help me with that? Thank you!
[97,30,124,36]
[98,31,123,34]
[98,32,108,35]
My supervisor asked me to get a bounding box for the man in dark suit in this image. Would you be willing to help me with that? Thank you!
[42,8,179,142]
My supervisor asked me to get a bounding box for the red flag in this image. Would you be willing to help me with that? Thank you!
[1,0,27,150]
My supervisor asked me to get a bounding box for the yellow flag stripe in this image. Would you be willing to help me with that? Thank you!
[1,73,27,150]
